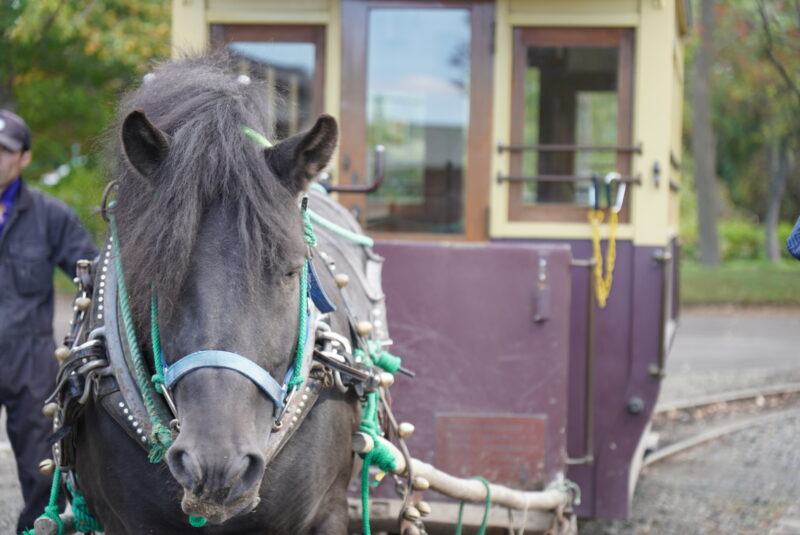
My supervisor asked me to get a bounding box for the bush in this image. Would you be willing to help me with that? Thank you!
[681,219,798,262]
[719,220,762,260]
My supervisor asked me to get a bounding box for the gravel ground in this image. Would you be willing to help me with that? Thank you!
[0,447,22,535]
[580,307,800,535]
[580,413,800,535]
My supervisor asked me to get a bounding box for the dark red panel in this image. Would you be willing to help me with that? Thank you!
[375,241,572,491]
[435,414,547,488]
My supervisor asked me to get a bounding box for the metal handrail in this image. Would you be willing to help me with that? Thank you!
[323,145,386,193]
[497,173,641,185]
[497,143,642,154]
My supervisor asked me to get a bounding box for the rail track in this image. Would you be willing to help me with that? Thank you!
[644,382,800,467]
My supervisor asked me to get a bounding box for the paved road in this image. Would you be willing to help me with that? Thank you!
[0,302,798,533]
[660,307,800,404]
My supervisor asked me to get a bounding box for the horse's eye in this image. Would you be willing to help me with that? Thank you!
[285,267,301,278]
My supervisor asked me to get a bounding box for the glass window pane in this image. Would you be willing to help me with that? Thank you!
[521,46,618,206]
[365,9,471,234]
[227,42,316,138]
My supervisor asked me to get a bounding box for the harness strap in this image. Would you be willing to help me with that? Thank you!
[163,350,288,406]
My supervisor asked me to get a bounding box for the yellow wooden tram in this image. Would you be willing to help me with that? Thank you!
[172,0,689,529]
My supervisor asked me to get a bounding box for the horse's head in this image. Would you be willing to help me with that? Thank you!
[114,67,337,523]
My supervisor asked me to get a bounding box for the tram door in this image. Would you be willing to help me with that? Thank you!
[339,2,571,489]
[339,0,493,241]
[211,24,326,139]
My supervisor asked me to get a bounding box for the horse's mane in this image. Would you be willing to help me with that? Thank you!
[106,53,303,327]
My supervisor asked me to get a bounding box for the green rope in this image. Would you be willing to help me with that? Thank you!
[109,211,173,463]
[287,199,317,388]
[355,338,406,534]
[309,181,328,194]
[241,126,273,148]
[454,477,492,535]
[189,516,207,527]
[21,467,64,535]
[66,480,103,533]
[307,209,374,247]
[367,341,402,374]
[360,449,374,535]
[287,259,309,388]
[302,206,317,248]
[150,293,166,394]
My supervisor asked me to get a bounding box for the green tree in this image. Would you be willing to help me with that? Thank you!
[0,0,169,239]
[711,0,800,261]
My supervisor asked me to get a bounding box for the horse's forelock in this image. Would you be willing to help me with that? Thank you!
[109,54,303,328]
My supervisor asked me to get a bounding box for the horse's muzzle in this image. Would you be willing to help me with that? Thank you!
[166,446,265,523]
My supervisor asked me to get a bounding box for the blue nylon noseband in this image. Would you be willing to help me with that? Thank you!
[163,351,289,406]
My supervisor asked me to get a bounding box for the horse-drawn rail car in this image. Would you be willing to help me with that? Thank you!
[165,0,688,532]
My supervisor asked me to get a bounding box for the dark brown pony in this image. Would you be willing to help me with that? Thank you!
[74,55,357,534]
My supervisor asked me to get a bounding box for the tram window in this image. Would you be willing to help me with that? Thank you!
[364,9,471,234]
[211,25,325,139]
[509,28,634,222]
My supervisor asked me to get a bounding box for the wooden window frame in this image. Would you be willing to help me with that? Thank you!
[339,0,494,242]
[508,27,635,223]
[210,24,326,126]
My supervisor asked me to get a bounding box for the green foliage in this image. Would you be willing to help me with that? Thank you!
[705,1,800,220]
[681,258,800,305]
[1,0,169,240]
[681,218,796,262]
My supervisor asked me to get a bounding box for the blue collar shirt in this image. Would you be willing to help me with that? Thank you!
[0,176,21,235]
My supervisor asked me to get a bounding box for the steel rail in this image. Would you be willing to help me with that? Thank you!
[643,408,800,467]
[654,382,800,414]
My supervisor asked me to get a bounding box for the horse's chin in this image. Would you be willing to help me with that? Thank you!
[180,492,260,524]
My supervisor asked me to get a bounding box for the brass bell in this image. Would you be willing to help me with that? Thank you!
[39,459,55,475]
[403,506,421,521]
[355,321,373,336]
[412,476,430,491]
[42,403,59,419]
[378,372,395,388]
[416,501,431,516]
[54,346,70,362]
[75,297,92,311]
[334,273,350,288]
[398,422,415,438]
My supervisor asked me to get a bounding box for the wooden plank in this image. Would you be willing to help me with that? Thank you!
[348,497,555,533]
[509,0,638,16]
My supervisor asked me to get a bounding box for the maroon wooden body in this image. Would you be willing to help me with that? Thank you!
[377,237,677,519]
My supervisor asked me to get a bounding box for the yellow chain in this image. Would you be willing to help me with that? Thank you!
[588,209,618,308]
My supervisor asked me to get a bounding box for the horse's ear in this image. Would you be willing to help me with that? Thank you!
[265,114,338,195]
[121,110,172,179]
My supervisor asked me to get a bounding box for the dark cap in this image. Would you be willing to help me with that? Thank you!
[0,110,32,152]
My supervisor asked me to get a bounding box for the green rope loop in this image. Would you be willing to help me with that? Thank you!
[66,480,103,533]
[109,211,173,461]
[287,259,310,388]
[189,516,207,527]
[307,209,374,247]
[367,341,402,374]
[241,126,273,148]
[454,477,492,535]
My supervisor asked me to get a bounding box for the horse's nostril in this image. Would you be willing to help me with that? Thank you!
[230,453,265,499]
[167,447,203,493]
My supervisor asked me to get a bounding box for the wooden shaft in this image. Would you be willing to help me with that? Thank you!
[377,438,567,511]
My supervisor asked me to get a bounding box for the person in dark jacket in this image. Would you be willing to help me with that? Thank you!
[787,216,800,260]
[0,109,97,532]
